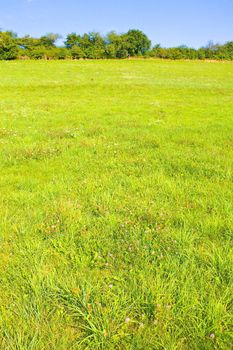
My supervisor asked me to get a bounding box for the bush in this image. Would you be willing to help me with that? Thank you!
[71,46,85,59]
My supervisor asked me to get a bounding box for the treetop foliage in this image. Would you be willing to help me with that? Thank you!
[0,29,232,60]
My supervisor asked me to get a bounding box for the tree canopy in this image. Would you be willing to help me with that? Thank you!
[0,29,232,60]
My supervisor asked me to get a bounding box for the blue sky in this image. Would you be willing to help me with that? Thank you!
[0,0,233,47]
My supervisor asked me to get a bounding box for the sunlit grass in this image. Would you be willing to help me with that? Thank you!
[0,60,232,349]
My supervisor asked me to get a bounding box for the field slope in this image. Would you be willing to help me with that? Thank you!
[0,60,233,349]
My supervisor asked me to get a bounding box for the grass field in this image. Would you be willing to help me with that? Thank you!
[0,60,232,349]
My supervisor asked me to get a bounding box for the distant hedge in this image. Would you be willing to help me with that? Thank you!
[0,30,232,60]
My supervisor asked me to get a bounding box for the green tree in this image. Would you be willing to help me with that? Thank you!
[17,35,41,50]
[0,31,18,60]
[105,31,129,58]
[55,48,70,60]
[39,33,61,47]
[125,29,151,56]
[71,45,85,59]
[65,33,82,49]
[221,41,233,60]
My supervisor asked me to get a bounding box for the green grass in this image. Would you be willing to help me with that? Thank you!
[0,59,232,349]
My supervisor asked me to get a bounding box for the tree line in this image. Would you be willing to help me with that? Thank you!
[0,29,232,60]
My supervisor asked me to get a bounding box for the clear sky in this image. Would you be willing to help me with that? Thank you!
[0,0,233,48]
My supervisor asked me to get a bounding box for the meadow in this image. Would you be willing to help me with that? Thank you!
[0,59,232,349]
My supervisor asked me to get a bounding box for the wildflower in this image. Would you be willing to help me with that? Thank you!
[153,319,158,325]
[210,333,215,339]
[125,317,130,323]
[166,304,171,310]
[109,284,113,289]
